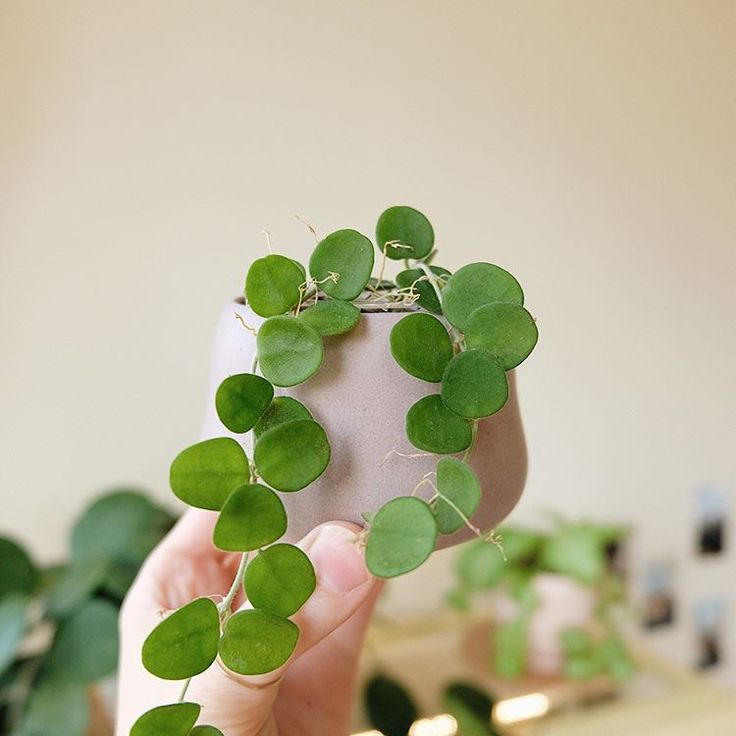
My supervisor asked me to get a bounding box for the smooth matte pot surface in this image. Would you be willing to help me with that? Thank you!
[199,301,528,549]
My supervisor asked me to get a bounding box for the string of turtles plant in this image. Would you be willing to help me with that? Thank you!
[130,206,538,735]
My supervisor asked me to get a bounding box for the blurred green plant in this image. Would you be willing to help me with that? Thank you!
[0,490,175,736]
[449,519,635,683]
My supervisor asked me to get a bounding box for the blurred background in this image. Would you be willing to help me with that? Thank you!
[2,1,735,734]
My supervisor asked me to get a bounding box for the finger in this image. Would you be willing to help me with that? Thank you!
[187,522,380,735]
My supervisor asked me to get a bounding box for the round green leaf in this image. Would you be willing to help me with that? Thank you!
[539,524,606,585]
[257,316,324,387]
[395,265,451,314]
[365,497,438,577]
[213,484,287,552]
[376,206,434,260]
[442,262,524,331]
[130,703,201,736]
[254,419,331,492]
[0,595,27,676]
[0,537,38,598]
[405,395,472,454]
[365,674,419,736]
[441,349,508,419]
[244,543,316,617]
[71,490,174,571]
[390,313,453,383]
[190,728,225,736]
[142,598,220,680]
[434,458,482,535]
[464,302,538,369]
[298,299,360,336]
[219,609,299,675]
[46,559,109,617]
[215,373,274,433]
[253,396,312,440]
[45,599,119,683]
[245,254,304,317]
[170,438,249,510]
[309,229,374,301]
[22,680,90,736]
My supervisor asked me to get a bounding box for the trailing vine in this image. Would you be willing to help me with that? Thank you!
[130,205,538,735]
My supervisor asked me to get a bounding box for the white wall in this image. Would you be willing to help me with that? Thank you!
[2,0,734,679]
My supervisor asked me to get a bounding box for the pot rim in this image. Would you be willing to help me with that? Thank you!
[233,295,421,315]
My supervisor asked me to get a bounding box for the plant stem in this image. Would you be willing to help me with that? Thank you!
[413,260,464,344]
[219,552,249,618]
[462,421,479,463]
[178,677,192,702]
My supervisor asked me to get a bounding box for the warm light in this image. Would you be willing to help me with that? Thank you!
[408,714,458,736]
[493,692,549,724]
[350,731,384,736]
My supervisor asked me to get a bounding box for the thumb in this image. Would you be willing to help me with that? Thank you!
[188,522,380,735]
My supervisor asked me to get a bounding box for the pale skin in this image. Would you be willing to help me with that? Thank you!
[116,374,526,735]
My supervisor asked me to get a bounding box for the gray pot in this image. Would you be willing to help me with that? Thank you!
[200,301,528,549]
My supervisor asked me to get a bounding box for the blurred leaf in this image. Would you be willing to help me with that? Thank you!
[539,524,606,585]
[493,619,527,679]
[442,681,497,736]
[597,635,636,683]
[496,528,545,564]
[45,599,119,684]
[456,539,506,591]
[45,559,109,618]
[21,679,89,736]
[0,595,28,677]
[0,538,39,598]
[71,490,174,569]
[560,627,593,658]
[365,673,418,736]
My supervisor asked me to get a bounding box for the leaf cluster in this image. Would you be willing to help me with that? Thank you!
[0,490,175,736]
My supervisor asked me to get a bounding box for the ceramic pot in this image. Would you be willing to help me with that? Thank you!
[493,573,597,676]
[199,301,528,549]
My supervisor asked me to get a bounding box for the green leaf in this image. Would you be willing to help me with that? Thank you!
[364,673,418,736]
[22,679,90,736]
[46,559,109,617]
[560,627,593,658]
[539,524,606,584]
[253,396,312,440]
[395,265,451,314]
[219,609,299,675]
[130,703,201,736]
[215,373,274,433]
[257,316,324,387]
[406,394,472,454]
[142,598,220,680]
[442,262,524,331]
[497,527,545,564]
[365,497,438,577]
[170,438,249,510]
[190,728,225,736]
[464,303,538,369]
[442,682,496,736]
[494,618,527,679]
[71,490,174,572]
[254,419,331,492]
[456,539,506,590]
[390,313,454,383]
[244,543,316,617]
[0,537,38,598]
[0,595,27,676]
[441,349,508,419]
[213,484,287,552]
[309,229,375,300]
[434,458,481,534]
[376,205,434,260]
[245,254,304,317]
[298,299,360,336]
[45,599,119,683]
[564,656,603,681]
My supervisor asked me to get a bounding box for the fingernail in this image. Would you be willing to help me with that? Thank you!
[307,524,372,594]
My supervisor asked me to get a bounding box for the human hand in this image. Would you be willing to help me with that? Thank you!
[115,509,382,736]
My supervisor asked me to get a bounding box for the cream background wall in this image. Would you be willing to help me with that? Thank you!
[2,0,735,681]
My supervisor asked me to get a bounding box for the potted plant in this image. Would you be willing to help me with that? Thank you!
[0,490,175,736]
[130,205,539,735]
[450,519,635,682]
